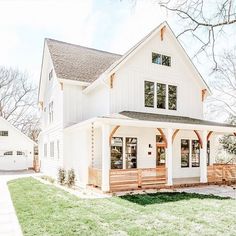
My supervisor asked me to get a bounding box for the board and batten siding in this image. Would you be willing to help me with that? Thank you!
[110,29,203,119]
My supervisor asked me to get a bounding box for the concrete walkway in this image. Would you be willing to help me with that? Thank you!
[0,170,38,236]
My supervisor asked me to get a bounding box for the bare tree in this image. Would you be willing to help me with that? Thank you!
[0,66,40,141]
[206,48,236,117]
[159,0,236,69]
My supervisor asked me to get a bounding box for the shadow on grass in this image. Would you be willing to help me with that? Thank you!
[120,192,230,206]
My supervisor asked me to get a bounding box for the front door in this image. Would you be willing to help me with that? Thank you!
[156,135,166,166]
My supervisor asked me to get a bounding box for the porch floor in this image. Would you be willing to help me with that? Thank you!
[173,177,200,185]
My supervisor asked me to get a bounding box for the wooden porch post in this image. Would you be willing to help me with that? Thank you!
[200,130,208,183]
[101,124,110,192]
[166,128,173,185]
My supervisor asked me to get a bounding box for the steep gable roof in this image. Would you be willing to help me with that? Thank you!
[46,38,121,83]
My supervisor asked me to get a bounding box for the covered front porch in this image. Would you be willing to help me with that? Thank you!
[87,112,236,192]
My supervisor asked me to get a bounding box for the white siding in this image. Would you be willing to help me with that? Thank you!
[110,29,203,119]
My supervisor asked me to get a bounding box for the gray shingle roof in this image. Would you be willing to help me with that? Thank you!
[103,111,236,128]
[46,38,122,83]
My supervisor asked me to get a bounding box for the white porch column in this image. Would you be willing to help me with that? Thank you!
[166,128,173,186]
[101,124,110,192]
[200,130,208,183]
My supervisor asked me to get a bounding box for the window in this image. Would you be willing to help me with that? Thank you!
[125,138,137,169]
[156,135,166,166]
[44,144,47,158]
[207,141,210,166]
[162,55,171,66]
[17,151,25,156]
[156,83,166,109]
[152,52,171,67]
[181,139,190,167]
[152,53,161,64]
[0,131,8,136]
[49,101,54,123]
[50,141,54,158]
[4,151,13,156]
[49,69,53,80]
[144,81,154,107]
[168,85,177,110]
[57,140,60,160]
[192,140,200,167]
[111,137,123,169]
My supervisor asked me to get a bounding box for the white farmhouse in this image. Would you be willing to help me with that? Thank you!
[38,22,236,192]
[0,117,35,171]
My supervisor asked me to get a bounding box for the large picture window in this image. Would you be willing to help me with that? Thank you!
[111,137,123,169]
[168,85,177,110]
[125,137,137,169]
[156,83,166,109]
[192,140,200,167]
[144,81,154,107]
[181,139,190,167]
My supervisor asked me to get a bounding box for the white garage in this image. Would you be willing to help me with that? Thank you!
[0,117,36,171]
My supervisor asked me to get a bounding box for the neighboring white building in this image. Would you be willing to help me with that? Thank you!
[0,117,35,171]
[38,22,236,192]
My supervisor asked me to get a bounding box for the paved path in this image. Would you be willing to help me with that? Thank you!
[0,170,38,236]
[175,185,236,199]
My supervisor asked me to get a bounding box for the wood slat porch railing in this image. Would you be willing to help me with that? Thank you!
[110,167,167,192]
[88,167,102,188]
[207,164,236,183]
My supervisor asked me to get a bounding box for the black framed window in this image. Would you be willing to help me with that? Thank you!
[162,55,171,66]
[111,137,123,169]
[0,131,8,136]
[144,81,154,107]
[207,141,210,166]
[125,137,137,169]
[168,85,177,110]
[4,151,13,156]
[181,139,190,167]
[192,140,200,167]
[152,53,162,64]
[157,83,166,109]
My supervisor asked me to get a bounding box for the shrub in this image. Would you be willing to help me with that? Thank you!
[58,168,66,185]
[66,169,76,187]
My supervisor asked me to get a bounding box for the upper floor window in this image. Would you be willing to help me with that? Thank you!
[17,151,25,156]
[49,101,54,123]
[156,83,166,109]
[145,81,177,110]
[152,53,171,67]
[168,85,177,110]
[144,81,154,107]
[49,69,53,80]
[4,151,13,156]
[0,131,8,136]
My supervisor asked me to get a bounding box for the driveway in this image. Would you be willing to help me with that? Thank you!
[175,185,236,199]
[0,170,39,236]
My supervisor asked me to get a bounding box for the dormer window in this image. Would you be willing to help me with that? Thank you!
[49,69,53,80]
[152,53,171,67]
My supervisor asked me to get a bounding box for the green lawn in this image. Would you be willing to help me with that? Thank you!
[8,178,236,236]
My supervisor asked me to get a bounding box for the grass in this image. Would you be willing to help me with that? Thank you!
[8,177,236,236]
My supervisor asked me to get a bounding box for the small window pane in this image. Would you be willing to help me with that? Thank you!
[157,83,166,109]
[192,140,200,167]
[181,139,190,167]
[144,81,154,107]
[162,55,171,66]
[17,151,25,156]
[168,85,177,110]
[152,53,162,64]
[0,131,8,136]
[125,137,137,169]
[207,141,210,166]
[111,137,123,169]
[4,151,13,156]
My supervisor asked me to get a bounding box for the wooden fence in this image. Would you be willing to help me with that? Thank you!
[207,164,236,183]
[88,167,102,187]
[110,167,167,192]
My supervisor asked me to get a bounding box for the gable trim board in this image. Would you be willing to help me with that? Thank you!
[83,21,211,95]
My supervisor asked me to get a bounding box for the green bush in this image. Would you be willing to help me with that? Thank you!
[66,169,76,187]
[58,168,66,185]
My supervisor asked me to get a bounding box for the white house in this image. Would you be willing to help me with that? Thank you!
[38,21,236,192]
[0,117,35,171]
